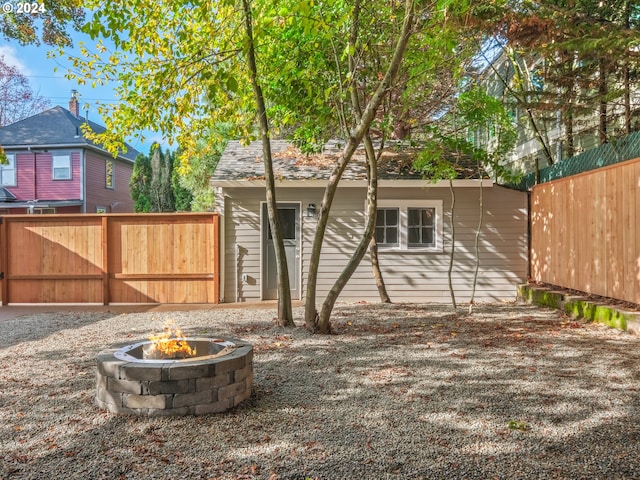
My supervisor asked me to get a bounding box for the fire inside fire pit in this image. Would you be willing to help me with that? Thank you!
[95,323,253,416]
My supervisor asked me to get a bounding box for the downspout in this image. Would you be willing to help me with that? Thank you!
[235,242,240,303]
[81,149,86,213]
[32,150,38,201]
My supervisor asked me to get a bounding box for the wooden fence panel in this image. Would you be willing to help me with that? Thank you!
[531,157,640,305]
[0,213,219,305]
[3,217,104,303]
[107,214,219,304]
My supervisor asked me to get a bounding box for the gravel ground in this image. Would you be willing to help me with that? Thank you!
[1,302,640,480]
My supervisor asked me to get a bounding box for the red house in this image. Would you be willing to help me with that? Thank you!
[0,93,139,214]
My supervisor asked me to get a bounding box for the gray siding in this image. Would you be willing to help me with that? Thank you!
[217,185,527,304]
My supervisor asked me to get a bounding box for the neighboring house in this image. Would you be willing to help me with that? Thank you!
[0,93,139,214]
[477,50,640,176]
[211,140,528,304]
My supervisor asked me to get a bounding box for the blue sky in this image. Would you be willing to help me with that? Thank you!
[1,32,164,154]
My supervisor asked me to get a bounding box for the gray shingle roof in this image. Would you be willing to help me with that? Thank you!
[213,140,484,182]
[0,106,140,162]
[0,187,17,202]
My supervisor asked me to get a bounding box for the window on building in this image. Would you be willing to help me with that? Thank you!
[408,208,436,247]
[52,155,71,180]
[30,207,56,214]
[374,200,443,252]
[106,159,114,189]
[0,154,16,186]
[96,206,107,214]
[375,208,399,247]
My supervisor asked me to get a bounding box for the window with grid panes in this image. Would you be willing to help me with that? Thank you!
[375,208,399,247]
[408,207,435,247]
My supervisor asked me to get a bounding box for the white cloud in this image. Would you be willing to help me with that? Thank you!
[0,45,32,76]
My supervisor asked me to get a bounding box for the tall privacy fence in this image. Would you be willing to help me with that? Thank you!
[514,130,640,191]
[529,154,640,305]
[0,213,219,305]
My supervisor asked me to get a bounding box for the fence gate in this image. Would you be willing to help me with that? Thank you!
[0,213,219,305]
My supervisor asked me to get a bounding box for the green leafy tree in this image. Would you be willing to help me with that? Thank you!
[171,156,193,212]
[56,0,504,332]
[495,0,640,157]
[149,145,175,212]
[176,126,229,212]
[130,144,177,212]
[0,0,84,46]
[129,152,152,213]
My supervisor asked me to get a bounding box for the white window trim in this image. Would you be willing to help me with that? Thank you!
[372,199,444,253]
[52,154,72,180]
[0,153,16,186]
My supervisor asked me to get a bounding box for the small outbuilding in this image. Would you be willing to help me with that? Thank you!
[211,140,528,304]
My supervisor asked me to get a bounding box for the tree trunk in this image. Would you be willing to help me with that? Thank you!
[565,111,574,158]
[495,49,554,165]
[468,176,484,314]
[242,0,293,326]
[317,0,377,332]
[562,57,576,159]
[447,179,457,311]
[624,0,631,135]
[624,64,631,135]
[369,237,391,303]
[599,58,608,144]
[317,134,378,332]
[304,0,415,332]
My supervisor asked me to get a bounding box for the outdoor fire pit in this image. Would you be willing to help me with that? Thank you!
[95,332,253,417]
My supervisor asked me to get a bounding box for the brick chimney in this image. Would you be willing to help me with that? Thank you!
[69,90,79,117]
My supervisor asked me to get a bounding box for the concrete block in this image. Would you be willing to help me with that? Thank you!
[124,393,172,409]
[167,362,213,380]
[173,389,213,408]
[107,377,142,395]
[144,379,191,395]
[120,363,163,382]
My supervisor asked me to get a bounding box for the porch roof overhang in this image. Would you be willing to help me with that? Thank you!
[210,178,494,188]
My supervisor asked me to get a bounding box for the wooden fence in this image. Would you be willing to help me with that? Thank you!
[530,157,640,305]
[0,213,219,305]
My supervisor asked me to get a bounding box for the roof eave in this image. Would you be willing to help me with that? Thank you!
[210,178,494,188]
[2,143,136,163]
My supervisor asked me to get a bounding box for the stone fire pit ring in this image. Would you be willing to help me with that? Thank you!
[95,337,253,416]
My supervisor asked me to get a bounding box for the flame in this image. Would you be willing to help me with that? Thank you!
[148,320,196,359]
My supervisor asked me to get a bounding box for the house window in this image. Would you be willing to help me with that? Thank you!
[96,206,107,214]
[30,208,56,214]
[106,159,114,189]
[373,200,443,252]
[375,208,399,247]
[52,155,71,180]
[0,154,16,186]
[408,208,436,247]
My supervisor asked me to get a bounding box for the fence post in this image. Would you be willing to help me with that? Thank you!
[213,213,220,304]
[0,217,6,305]
[102,215,110,305]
